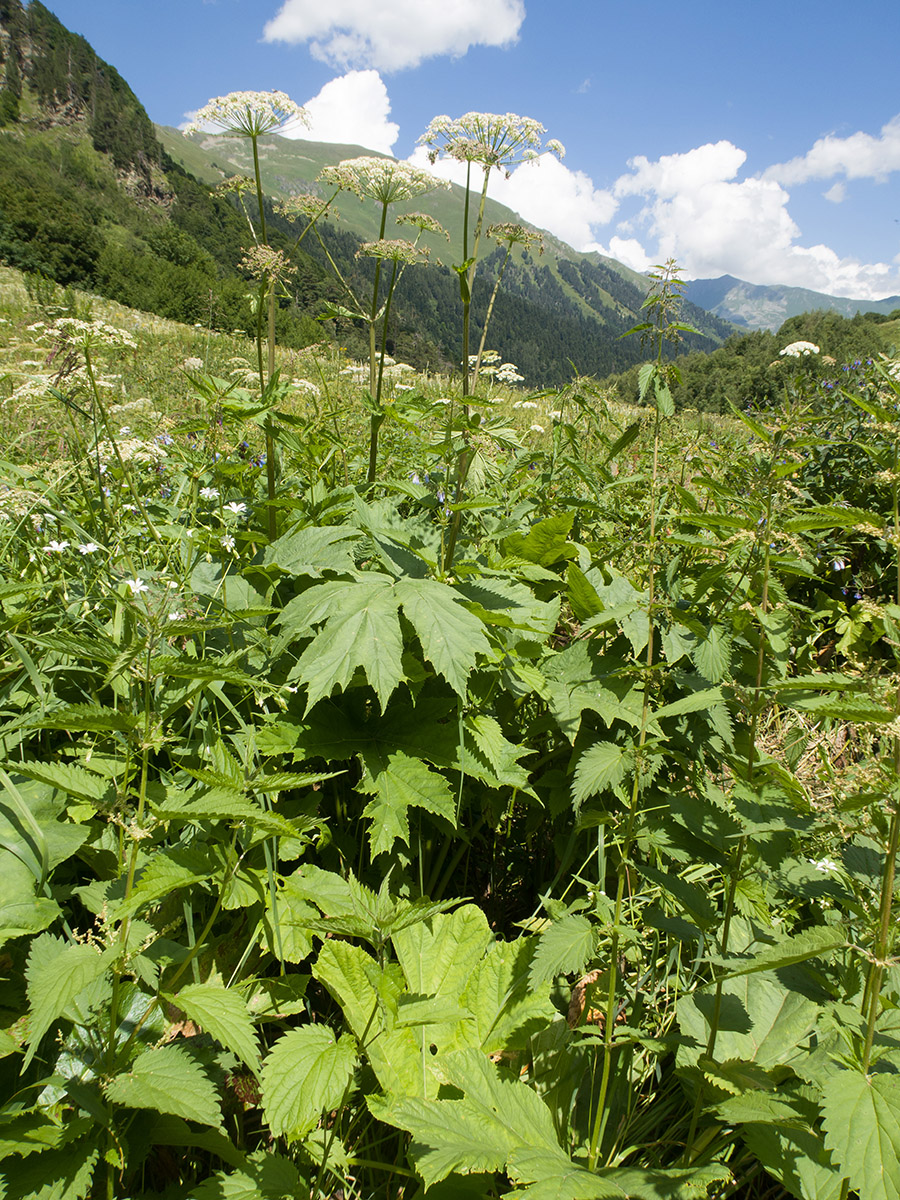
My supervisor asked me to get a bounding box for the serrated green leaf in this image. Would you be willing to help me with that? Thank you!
[396,579,489,696]
[0,1136,99,1200]
[529,914,595,987]
[29,705,138,733]
[506,1147,627,1198]
[357,748,456,857]
[25,935,108,1067]
[264,525,360,577]
[292,578,404,711]
[371,1049,561,1187]
[572,742,630,809]
[10,762,110,804]
[166,982,260,1072]
[822,1070,900,1200]
[691,627,731,683]
[503,513,576,568]
[743,1123,842,1200]
[106,1043,221,1127]
[262,1026,356,1140]
[716,925,845,978]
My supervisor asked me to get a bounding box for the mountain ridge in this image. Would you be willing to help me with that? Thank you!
[684,274,900,332]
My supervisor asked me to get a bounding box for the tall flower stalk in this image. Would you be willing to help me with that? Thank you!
[184,91,308,539]
[316,157,446,482]
[418,112,563,398]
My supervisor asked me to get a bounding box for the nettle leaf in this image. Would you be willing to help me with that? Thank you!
[396,578,489,696]
[11,761,111,805]
[115,846,215,919]
[25,934,108,1067]
[503,513,576,568]
[357,748,456,857]
[166,982,260,1073]
[291,577,404,711]
[29,704,138,733]
[691,627,731,683]
[717,925,845,979]
[262,1026,357,1141]
[505,1146,627,1198]
[572,742,630,809]
[743,1123,842,1200]
[0,1136,99,1200]
[529,914,595,988]
[264,524,361,577]
[106,1043,221,1127]
[823,1069,900,1200]
[190,1153,306,1200]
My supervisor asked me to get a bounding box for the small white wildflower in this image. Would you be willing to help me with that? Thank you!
[200,486,219,500]
[183,357,204,371]
[809,857,838,873]
[221,534,236,552]
[780,341,820,358]
[530,423,545,433]
[225,501,247,515]
[183,90,308,139]
[43,540,69,553]
[126,578,149,595]
[168,611,186,622]
[78,542,101,554]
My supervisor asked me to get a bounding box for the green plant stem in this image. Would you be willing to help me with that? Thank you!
[588,406,662,1171]
[472,240,514,387]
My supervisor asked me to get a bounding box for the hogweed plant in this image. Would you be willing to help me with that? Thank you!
[185,91,310,538]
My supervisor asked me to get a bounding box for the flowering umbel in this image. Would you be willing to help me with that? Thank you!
[183,90,308,139]
[418,112,565,177]
[318,157,448,206]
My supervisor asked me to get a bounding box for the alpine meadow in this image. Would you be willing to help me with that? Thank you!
[4,5,900,1200]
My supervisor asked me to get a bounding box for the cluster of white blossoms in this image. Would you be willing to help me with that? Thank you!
[396,211,449,239]
[779,341,820,358]
[50,317,137,352]
[357,238,429,265]
[419,112,565,176]
[96,437,166,467]
[470,351,524,384]
[239,245,295,284]
[183,90,308,139]
[319,157,447,207]
[487,222,543,253]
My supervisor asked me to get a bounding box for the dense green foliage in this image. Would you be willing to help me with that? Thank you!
[2,261,900,1200]
[604,307,900,412]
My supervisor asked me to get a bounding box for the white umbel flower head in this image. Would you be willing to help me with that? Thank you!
[419,112,565,177]
[184,90,308,139]
[318,157,447,206]
[780,341,820,358]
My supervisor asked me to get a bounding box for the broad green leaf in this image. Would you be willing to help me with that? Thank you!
[166,982,261,1072]
[29,704,138,733]
[394,905,492,999]
[677,972,818,1071]
[506,1147,626,1198]
[604,1163,732,1200]
[691,627,731,683]
[262,1026,356,1140]
[462,938,558,1054]
[822,1070,900,1200]
[148,1114,247,1171]
[503,513,576,567]
[264,525,360,577]
[528,914,595,987]
[106,1043,221,1127]
[314,940,421,1098]
[783,505,885,533]
[572,742,630,809]
[652,687,724,724]
[25,935,108,1067]
[114,846,215,919]
[190,1154,306,1200]
[396,578,489,696]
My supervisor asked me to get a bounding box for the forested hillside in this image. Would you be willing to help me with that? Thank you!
[603,307,900,412]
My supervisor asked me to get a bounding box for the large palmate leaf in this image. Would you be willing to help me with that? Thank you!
[106,1043,221,1127]
[822,1069,900,1200]
[370,1048,562,1187]
[743,1122,842,1200]
[528,914,595,988]
[281,574,490,711]
[166,982,261,1073]
[290,577,404,711]
[262,1026,357,1141]
[0,1136,99,1200]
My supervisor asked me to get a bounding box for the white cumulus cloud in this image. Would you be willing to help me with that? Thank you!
[407,147,616,253]
[285,70,399,154]
[765,114,900,185]
[262,0,525,71]
[605,140,900,300]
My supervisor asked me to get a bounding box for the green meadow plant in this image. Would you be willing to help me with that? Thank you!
[5,219,900,1200]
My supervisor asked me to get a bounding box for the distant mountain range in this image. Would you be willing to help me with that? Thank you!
[683,274,900,332]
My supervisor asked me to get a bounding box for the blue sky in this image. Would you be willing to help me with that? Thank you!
[40,0,900,299]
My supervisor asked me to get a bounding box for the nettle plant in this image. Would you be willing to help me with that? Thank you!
[3,164,900,1200]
